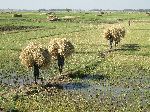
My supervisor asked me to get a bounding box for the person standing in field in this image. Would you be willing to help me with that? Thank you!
[57,53,65,74]
[128,20,131,26]
[33,62,40,84]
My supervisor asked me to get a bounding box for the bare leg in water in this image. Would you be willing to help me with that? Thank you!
[57,53,65,75]
[33,63,39,84]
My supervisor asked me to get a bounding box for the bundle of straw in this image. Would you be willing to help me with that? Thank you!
[48,38,75,60]
[19,42,51,68]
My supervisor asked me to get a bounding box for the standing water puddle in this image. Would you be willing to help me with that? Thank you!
[62,75,150,98]
[62,76,150,107]
[0,72,150,107]
[0,72,149,96]
[0,72,47,87]
[0,73,32,86]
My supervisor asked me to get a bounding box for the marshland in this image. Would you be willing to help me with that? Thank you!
[0,11,150,112]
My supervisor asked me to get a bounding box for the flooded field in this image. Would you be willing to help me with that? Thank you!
[0,11,150,111]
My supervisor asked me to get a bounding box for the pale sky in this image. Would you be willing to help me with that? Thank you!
[0,0,150,10]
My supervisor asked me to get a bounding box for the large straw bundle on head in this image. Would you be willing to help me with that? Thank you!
[103,25,125,49]
[58,38,75,57]
[118,26,125,37]
[48,38,60,60]
[48,38,75,60]
[104,29,111,40]
[19,42,51,68]
[103,25,125,40]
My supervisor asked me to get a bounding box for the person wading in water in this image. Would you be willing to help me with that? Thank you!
[57,53,65,74]
[33,62,40,84]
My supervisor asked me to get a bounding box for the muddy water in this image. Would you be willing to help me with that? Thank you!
[0,73,149,112]
[63,81,149,96]
[62,76,150,107]
[0,72,149,96]
[0,73,33,86]
[63,75,150,97]
[0,70,54,87]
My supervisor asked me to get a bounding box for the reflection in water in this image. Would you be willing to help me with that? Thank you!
[0,73,43,86]
[0,72,149,97]
[63,76,150,98]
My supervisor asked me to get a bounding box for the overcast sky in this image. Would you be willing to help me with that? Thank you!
[0,0,150,10]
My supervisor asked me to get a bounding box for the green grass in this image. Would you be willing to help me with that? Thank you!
[0,11,150,112]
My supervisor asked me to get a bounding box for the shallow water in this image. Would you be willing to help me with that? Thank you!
[0,72,149,96]
[63,75,150,98]
[63,81,149,96]
[62,78,150,107]
[0,72,149,108]
[0,73,33,86]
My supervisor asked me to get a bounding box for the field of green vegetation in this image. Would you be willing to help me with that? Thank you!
[0,11,150,112]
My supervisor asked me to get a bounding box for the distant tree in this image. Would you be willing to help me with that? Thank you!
[38,9,48,12]
[66,8,72,12]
